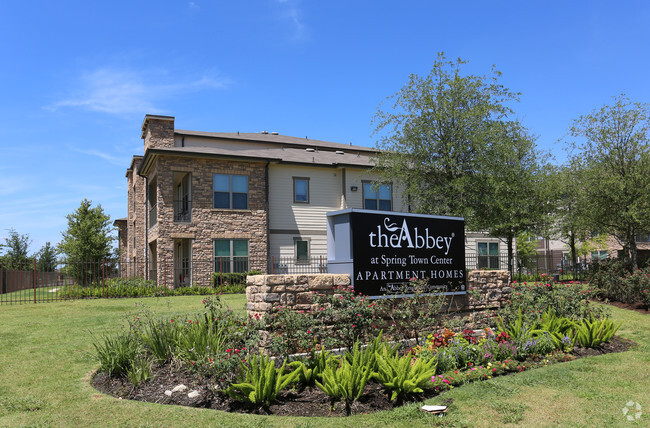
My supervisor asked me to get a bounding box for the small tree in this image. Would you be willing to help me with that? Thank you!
[58,199,113,284]
[36,242,58,272]
[0,229,33,270]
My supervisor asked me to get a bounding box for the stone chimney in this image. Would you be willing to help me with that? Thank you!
[141,114,175,151]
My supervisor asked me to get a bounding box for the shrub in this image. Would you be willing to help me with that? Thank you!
[92,331,141,378]
[502,280,608,325]
[574,315,621,348]
[586,258,650,304]
[266,306,316,357]
[373,352,438,403]
[212,270,262,293]
[315,341,373,416]
[288,348,339,386]
[383,279,448,344]
[312,286,382,350]
[225,355,301,409]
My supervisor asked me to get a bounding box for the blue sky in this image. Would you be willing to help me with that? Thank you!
[1,0,649,254]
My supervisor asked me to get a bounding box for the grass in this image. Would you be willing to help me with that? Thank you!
[0,296,648,427]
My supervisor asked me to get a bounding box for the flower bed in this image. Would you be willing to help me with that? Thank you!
[90,280,631,417]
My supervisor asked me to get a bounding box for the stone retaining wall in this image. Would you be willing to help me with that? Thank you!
[245,270,510,318]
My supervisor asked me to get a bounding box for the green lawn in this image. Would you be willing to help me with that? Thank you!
[0,295,648,427]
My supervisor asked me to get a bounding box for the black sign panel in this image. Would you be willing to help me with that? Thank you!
[350,211,465,296]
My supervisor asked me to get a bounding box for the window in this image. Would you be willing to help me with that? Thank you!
[636,232,650,242]
[214,239,249,273]
[478,242,499,269]
[294,238,310,263]
[591,250,608,261]
[213,174,248,209]
[293,177,309,203]
[363,182,392,210]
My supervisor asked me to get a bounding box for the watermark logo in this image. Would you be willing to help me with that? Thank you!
[622,401,642,422]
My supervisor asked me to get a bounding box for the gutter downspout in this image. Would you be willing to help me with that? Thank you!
[265,161,271,273]
[144,176,149,280]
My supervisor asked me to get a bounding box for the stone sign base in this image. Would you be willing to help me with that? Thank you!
[245,270,511,319]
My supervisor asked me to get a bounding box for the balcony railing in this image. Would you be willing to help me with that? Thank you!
[149,203,157,227]
[174,200,191,222]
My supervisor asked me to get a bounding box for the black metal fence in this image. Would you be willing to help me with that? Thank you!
[1,253,588,304]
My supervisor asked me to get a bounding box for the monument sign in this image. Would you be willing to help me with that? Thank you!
[327,209,465,297]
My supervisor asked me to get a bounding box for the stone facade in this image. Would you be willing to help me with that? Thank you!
[465,270,512,310]
[245,274,351,316]
[245,270,511,318]
[142,115,174,151]
[122,115,269,288]
[126,157,147,278]
[149,155,268,287]
[113,219,128,277]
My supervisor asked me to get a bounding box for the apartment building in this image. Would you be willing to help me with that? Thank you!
[115,114,517,287]
[117,115,414,287]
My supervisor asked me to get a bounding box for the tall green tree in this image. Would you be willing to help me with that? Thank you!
[36,242,58,272]
[372,53,520,228]
[0,229,33,270]
[58,199,113,283]
[567,95,650,268]
[473,122,550,273]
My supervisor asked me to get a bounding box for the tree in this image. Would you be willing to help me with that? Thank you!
[36,242,58,272]
[473,121,551,274]
[0,229,33,270]
[372,53,520,228]
[567,96,650,269]
[0,230,31,270]
[58,199,114,284]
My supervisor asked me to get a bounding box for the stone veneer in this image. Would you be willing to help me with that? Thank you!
[465,270,512,310]
[246,274,351,316]
[150,155,268,287]
[245,270,511,318]
[126,157,147,278]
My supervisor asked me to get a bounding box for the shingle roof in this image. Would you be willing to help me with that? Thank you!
[175,129,377,154]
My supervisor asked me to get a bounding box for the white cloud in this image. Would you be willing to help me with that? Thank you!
[49,67,230,116]
[67,145,130,167]
[276,0,307,41]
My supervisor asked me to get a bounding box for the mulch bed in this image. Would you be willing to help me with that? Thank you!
[91,335,635,417]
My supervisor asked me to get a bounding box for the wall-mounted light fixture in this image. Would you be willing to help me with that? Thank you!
[350,186,358,192]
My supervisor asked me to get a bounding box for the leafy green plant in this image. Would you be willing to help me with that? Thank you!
[174,317,226,365]
[140,318,178,363]
[384,279,447,344]
[534,309,576,350]
[266,306,316,357]
[225,355,300,409]
[372,352,438,403]
[496,309,538,342]
[288,348,338,386]
[92,331,141,377]
[126,356,153,387]
[312,286,382,350]
[315,341,373,415]
[574,315,621,348]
